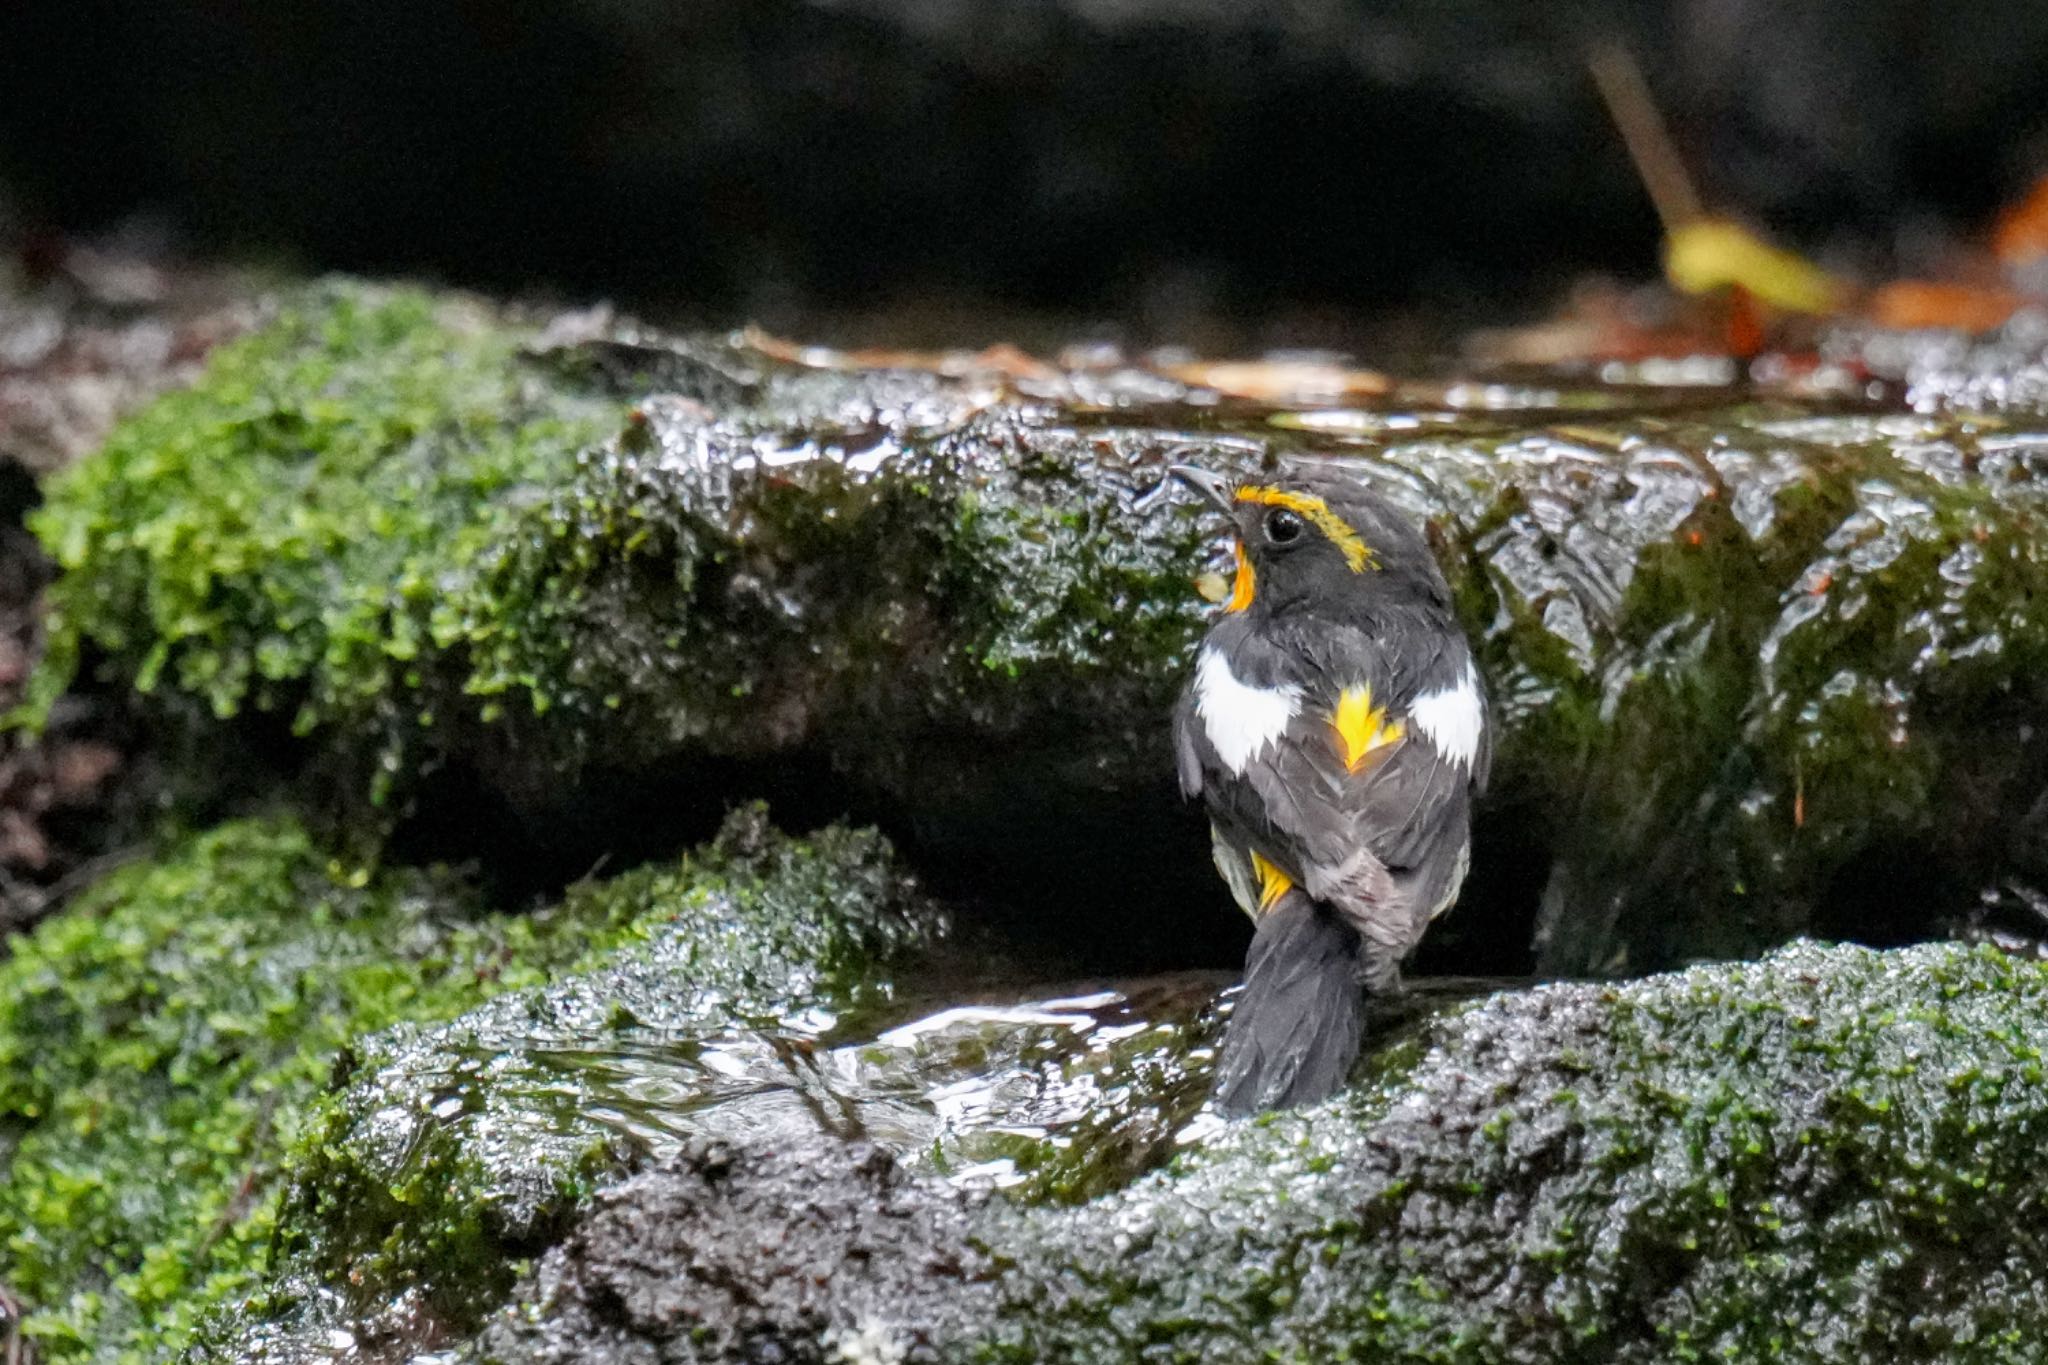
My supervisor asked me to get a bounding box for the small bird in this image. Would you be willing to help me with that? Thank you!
[1170,461,1489,1114]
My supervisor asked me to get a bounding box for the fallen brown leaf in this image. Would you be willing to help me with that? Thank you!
[1159,359,1390,404]
[1992,175,2048,266]
[1863,280,2031,332]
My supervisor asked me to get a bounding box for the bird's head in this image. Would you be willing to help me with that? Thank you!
[1170,462,1448,618]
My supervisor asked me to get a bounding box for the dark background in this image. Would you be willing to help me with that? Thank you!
[4,0,2048,348]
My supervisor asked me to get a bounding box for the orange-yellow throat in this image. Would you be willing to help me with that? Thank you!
[1226,543,1256,612]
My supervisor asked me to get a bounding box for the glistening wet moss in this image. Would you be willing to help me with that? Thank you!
[0,804,931,1364]
[976,940,2048,1364]
[26,286,626,801]
[26,285,1217,824]
[0,817,664,1363]
[191,807,949,1360]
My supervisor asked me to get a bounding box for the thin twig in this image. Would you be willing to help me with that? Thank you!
[0,843,149,936]
[0,1278,33,1365]
[1588,42,1704,232]
[195,1089,284,1262]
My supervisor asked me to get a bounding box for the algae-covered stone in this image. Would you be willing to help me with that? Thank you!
[193,806,951,1360]
[0,802,939,1365]
[975,939,2048,1364]
[455,940,2048,1365]
[0,816,644,1362]
[26,283,1211,812]
[30,280,2048,971]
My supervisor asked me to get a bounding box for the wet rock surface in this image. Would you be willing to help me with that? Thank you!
[967,940,2048,1363]
[472,1139,995,1365]
[31,283,2048,975]
[197,860,1230,1357]
[192,807,952,1360]
[249,939,2048,1365]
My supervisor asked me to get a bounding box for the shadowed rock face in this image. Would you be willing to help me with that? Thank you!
[29,282,2048,973]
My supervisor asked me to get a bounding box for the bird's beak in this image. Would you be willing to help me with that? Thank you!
[1169,463,1236,516]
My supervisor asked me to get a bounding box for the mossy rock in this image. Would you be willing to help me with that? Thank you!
[26,282,1210,810]
[30,281,2048,974]
[188,806,950,1360]
[0,805,944,1364]
[974,939,2048,1363]
[461,939,2048,1365]
[0,816,633,1361]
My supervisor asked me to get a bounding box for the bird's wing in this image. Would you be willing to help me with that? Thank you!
[1171,689,1207,800]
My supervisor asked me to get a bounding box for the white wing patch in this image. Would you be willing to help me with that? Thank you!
[1408,661,1484,771]
[1194,646,1301,775]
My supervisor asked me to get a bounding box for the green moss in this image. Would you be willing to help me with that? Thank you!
[0,816,674,1363]
[0,805,947,1363]
[190,808,950,1357]
[26,283,1215,822]
[27,283,628,800]
[975,941,2048,1363]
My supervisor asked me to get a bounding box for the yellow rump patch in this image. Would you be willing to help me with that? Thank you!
[1248,849,1293,912]
[1225,543,1256,611]
[1234,486,1375,573]
[1332,683,1405,773]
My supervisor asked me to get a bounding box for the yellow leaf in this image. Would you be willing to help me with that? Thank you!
[1664,218,1845,316]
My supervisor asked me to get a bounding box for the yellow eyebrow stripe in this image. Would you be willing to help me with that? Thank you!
[1234,486,1375,572]
[1332,683,1405,772]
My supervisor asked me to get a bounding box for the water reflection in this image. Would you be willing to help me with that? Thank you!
[482,973,1228,1202]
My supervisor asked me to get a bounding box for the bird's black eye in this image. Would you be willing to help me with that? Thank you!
[1264,507,1305,545]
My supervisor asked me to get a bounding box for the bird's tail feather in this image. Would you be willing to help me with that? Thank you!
[1212,890,1368,1115]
